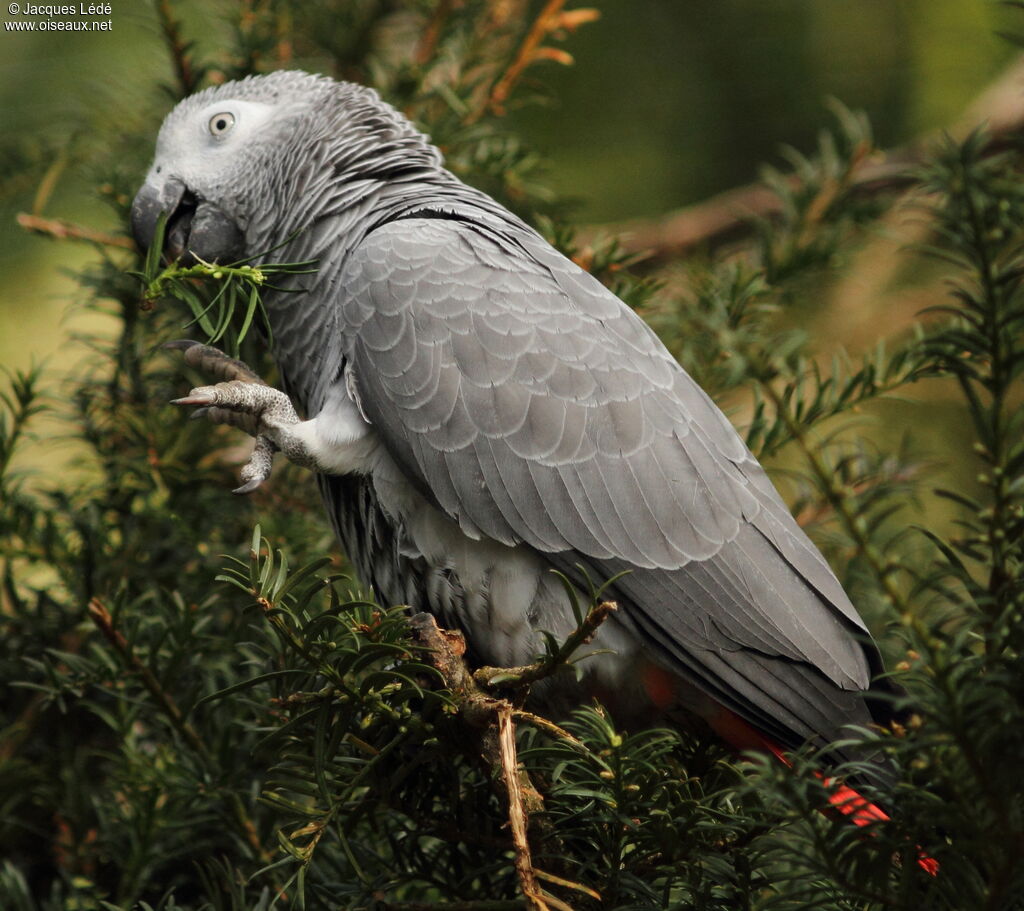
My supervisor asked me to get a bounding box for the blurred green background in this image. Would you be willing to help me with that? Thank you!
[0,0,1014,376]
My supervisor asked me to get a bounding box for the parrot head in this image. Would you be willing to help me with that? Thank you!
[131,70,439,266]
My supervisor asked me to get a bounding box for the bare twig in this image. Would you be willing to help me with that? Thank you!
[409,614,573,911]
[591,55,1024,263]
[533,870,600,902]
[473,600,617,690]
[31,150,70,216]
[511,709,583,748]
[498,705,553,911]
[16,213,134,250]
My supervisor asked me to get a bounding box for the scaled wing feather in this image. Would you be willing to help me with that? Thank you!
[339,215,879,750]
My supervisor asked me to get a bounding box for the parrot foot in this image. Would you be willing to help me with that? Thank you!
[167,340,316,494]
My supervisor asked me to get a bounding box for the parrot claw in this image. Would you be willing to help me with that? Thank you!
[232,433,276,494]
[162,339,199,351]
[166,345,313,491]
[171,390,219,407]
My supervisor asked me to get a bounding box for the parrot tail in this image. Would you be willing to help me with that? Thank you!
[707,706,939,876]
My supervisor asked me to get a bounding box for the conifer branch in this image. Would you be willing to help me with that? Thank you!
[752,375,914,618]
[481,0,599,119]
[86,598,270,865]
[155,0,203,97]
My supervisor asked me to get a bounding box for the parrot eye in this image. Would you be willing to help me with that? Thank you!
[208,112,236,137]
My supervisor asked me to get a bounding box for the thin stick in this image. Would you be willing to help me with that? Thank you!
[511,710,583,748]
[498,706,544,910]
[16,213,134,250]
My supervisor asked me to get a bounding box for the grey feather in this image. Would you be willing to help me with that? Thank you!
[335,214,877,749]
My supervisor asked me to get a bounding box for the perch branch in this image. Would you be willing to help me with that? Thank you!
[498,704,556,911]
[409,613,576,910]
[473,600,616,690]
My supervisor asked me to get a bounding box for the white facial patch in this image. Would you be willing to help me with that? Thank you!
[192,99,277,149]
[149,99,278,192]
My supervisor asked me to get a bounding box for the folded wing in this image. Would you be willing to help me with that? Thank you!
[337,215,884,751]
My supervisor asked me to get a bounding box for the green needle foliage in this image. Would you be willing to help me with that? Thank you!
[132,213,317,356]
[1,3,1023,910]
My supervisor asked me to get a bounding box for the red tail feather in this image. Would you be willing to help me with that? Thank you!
[708,707,938,875]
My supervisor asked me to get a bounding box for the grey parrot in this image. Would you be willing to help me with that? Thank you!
[131,70,901,773]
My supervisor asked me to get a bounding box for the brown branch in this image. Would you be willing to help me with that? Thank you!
[415,0,456,66]
[498,705,552,911]
[593,157,917,265]
[155,0,202,97]
[31,150,70,216]
[88,599,206,756]
[511,709,582,748]
[409,614,573,911]
[481,1,599,119]
[590,54,1024,264]
[473,600,617,690]
[16,213,134,250]
[409,612,501,727]
[87,598,270,864]
[533,870,600,902]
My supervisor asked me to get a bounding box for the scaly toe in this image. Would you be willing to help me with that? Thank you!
[171,387,219,407]
[164,339,266,386]
[232,434,276,495]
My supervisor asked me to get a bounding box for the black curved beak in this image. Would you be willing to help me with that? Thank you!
[131,177,185,255]
[130,177,246,266]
